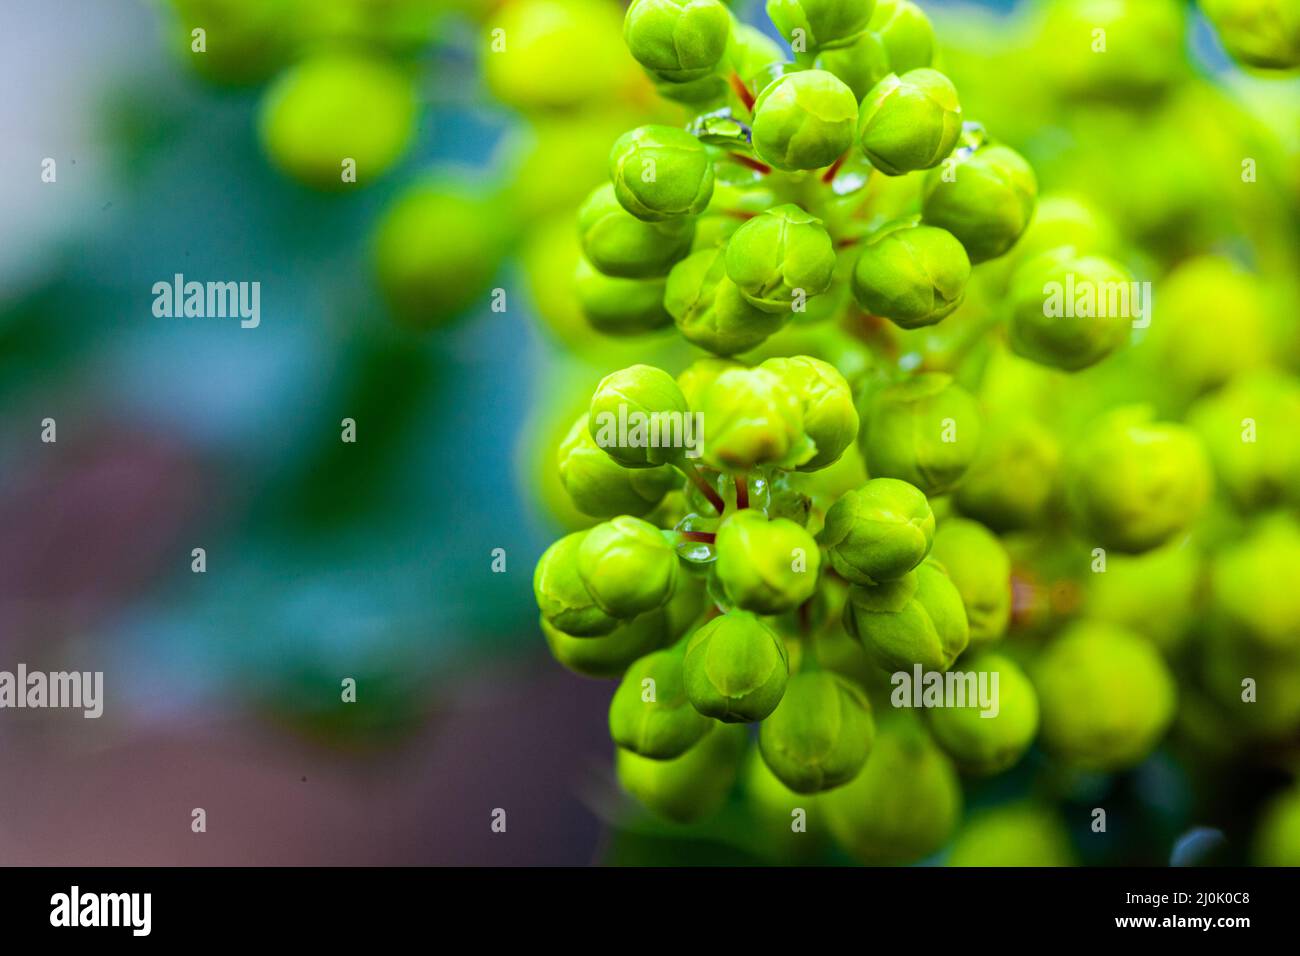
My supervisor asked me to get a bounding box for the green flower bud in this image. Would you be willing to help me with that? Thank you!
[868,0,935,73]
[766,0,877,53]
[822,711,962,864]
[759,356,858,470]
[534,532,620,636]
[1086,540,1199,652]
[858,372,982,496]
[541,608,669,678]
[615,722,748,823]
[1202,0,1300,70]
[947,802,1076,867]
[1066,406,1211,554]
[1146,256,1271,400]
[715,510,821,614]
[758,671,875,793]
[588,364,692,468]
[665,249,786,356]
[1037,0,1187,100]
[751,70,859,172]
[844,559,969,671]
[608,643,713,758]
[931,518,1010,648]
[558,413,678,518]
[742,746,832,859]
[257,53,416,190]
[857,69,961,175]
[373,180,508,329]
[609,125,715,222]
[577,516,679,617]
[816,30,891,100]
[729,22,788,83]
[684,610,790,722]
[577,183,695,279]
[1008,249,1134,371]
[1252,786,1300,867]
[676,357,744,408]
[953,416,1060,531]
[1031,621,1176,771]
[1211,516,1300,655]
[1189,372,1300,512]
[698,367,817,471]
[925,651,1038,775]
[574,258,673,336]
[820,478,934,585]
[921,144,1037,264]
[725,204,836,314]
[484,0,637,111]
[851,223,970,329]
[622,0,732,81]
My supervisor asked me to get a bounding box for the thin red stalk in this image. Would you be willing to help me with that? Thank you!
[736,475,749,510]
[728,71,756,112]
[821,153,846,183]
[679,530,717,544]
[728,152,772,176]
[682,462,726,514]
[835,237,861,249]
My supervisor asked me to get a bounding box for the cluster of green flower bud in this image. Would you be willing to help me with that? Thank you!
[567,0,1040,354]
[514,0,1300,871]
[527,0,1278,864]
[535,350,1037,848]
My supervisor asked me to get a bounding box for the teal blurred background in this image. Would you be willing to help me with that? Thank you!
[0,0,591,864]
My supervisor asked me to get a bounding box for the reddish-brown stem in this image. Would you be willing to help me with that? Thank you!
[821,153,846,184]
[736,475,749,510]
[724,209,758,221]
[835,236,862,249]
[682,462,727,515]
[679,530,717,544]
[729,71,756,112]
[728,152,772,176]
